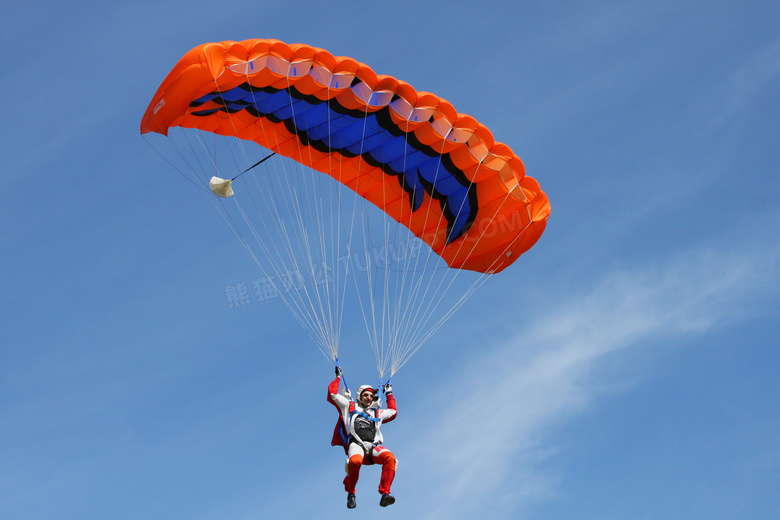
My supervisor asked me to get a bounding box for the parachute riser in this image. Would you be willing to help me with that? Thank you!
[381,376,392,397]
[335,357,352,401]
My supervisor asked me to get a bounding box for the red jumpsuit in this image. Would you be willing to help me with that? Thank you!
[327,376,397,495]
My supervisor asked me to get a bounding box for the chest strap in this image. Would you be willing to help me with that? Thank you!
[350,409,381,422]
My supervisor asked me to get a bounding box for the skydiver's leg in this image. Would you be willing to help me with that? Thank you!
[343,442,365,494]
[371,446,396,495]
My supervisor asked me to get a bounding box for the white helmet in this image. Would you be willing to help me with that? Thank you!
[356,385,378,401]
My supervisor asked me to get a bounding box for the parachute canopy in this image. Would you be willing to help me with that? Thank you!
[141,39,549,274]
[141,39,550,378]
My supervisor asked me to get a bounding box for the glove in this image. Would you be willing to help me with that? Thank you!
[335,366,343,377]
[383,383,393,395]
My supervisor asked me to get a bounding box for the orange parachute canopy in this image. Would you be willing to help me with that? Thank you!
[141,39,549,273]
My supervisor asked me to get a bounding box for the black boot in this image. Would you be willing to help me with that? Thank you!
[347,493,356,509]
[379,493,395,507]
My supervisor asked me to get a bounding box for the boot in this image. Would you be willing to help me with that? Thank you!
[347,493,356,509]
[379,493,395,507]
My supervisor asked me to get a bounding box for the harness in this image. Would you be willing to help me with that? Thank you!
[349,406,382,462]
[332,401,382,461]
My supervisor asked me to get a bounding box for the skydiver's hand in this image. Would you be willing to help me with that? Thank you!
[383,383,393,395]
[335,366,343,378]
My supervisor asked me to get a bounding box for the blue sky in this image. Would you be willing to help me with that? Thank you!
[2,1,779,519]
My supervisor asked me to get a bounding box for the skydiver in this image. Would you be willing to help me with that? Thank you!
[327,367,397,509]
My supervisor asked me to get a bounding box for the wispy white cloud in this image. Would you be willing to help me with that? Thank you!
[716,38,780,125]
[397,238,779,519]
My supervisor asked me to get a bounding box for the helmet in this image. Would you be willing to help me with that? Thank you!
[356,385,378,401]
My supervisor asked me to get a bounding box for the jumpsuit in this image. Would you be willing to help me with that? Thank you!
[327,376,397,494]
